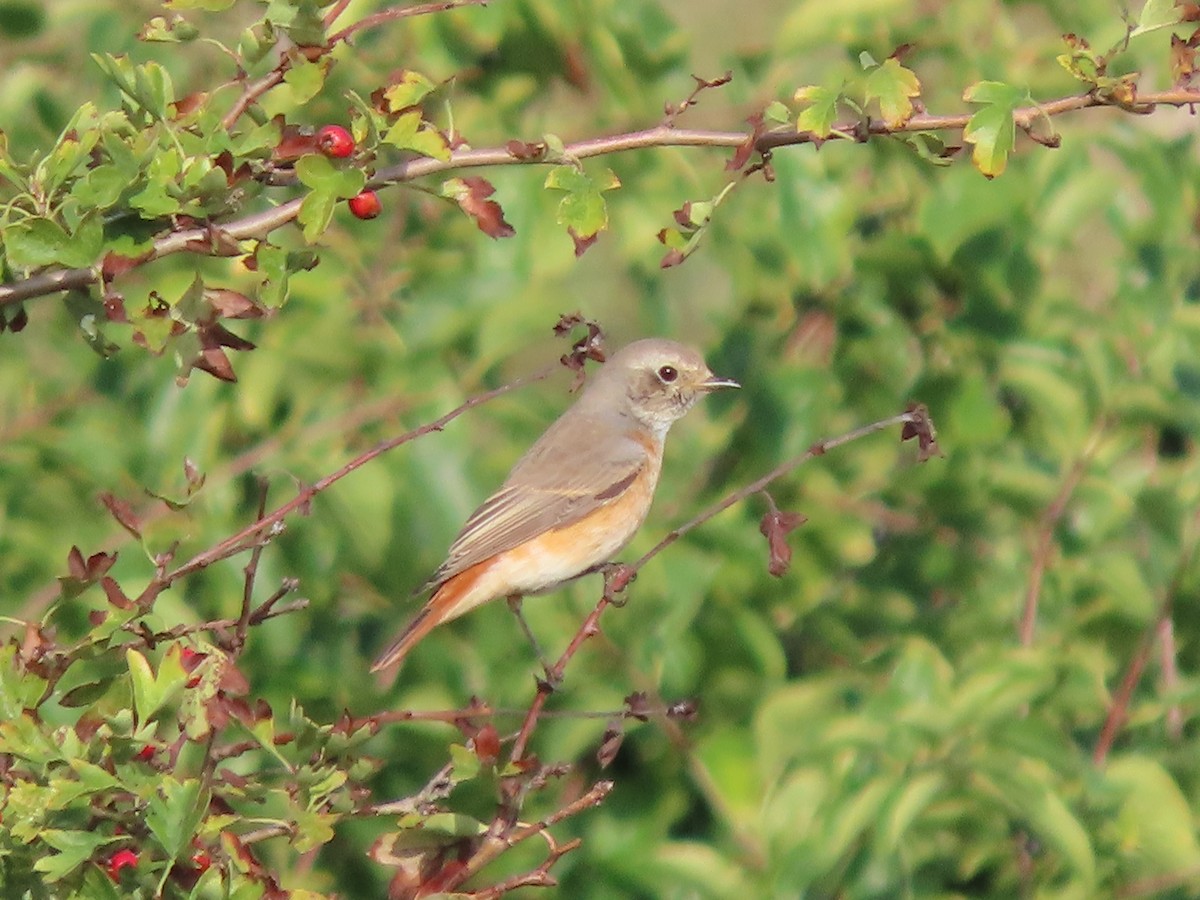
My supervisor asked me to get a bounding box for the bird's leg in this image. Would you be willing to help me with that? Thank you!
[506,594,559,688]
[598,561,637,606]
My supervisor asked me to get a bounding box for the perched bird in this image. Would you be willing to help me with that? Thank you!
[370,338,738,673]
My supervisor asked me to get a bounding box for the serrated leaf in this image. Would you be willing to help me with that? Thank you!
[962,81,1029,177]
[283,59,325,105]
[4,218,74,269]
[381,110,450,160]
[34,830,117,882]
[794,84,840,138]
[382,71,436,111]
[126,646,187,726]
[864,58,921,128]
[146,777,208,859]
[544,165,620,247]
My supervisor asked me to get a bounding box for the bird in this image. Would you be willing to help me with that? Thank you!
[370,338,739,673]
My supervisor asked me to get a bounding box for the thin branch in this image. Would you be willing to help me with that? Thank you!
[505,408,929,767]
[1158,615,1182,741]
[123,598,309,644]
[220,70,285,131]
[1020,427,1103,646]
[631,410,921,573]
[327,0,491,46]
[364,761,456,817]
[233,477,272,654]
[1094,507,1200,767]
[3,87,1199,310]
[441,781,612,895]
[157,361,556,588]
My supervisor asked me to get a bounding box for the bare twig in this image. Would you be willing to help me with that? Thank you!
[327,0,491,46]
[158,362,557,588]
[365,761,457,816]
[1020,427,1103,646]
[631,410,923,572]
[233,477,272,654]
[123,598,309,644]
[221,70,286,131]
[1094,508,1200,767]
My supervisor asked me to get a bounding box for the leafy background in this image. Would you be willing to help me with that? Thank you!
[2,0,1200,897]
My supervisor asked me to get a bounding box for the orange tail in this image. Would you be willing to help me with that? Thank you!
[369,562,491,673]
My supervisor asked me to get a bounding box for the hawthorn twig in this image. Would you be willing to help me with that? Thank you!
[631,409,926,573]
[366,762,458,817]
[233,476,272,654]
[123,597,309,645]
[439,780,612,894]
[157,361,557,588]
[4,88,1200,310]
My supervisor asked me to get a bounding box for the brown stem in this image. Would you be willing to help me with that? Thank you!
[4,88,1199,310]
[233,477,271,654]
[1020,428,1102,647]
[1094,508,1200,766]
[630,411,919,573]
[442,781,612,894]
[327,0,492,45]
[158,362,555,588]
[220,70,285,131]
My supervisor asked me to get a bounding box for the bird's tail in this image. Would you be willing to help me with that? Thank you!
[369,604,439,673]
[369,561,491,673]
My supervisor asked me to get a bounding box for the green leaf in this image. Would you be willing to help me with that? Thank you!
[34,830,118,882]
[4,218,75,269]
[146,777,208,860]
[962,81,1029,177]
[293,809,338,853]
[380,110,450,160]
[794,84,840,138]
[382,70,437,111]
[1132,0,1183,36]
[1108,756,1200,876]
[295,153,365,198]
[448,743,481,783]
[283,59,326,106]
[126,646,187,726]
[763,99,791,126]
[863,57,921,128]
[544,165,621,240]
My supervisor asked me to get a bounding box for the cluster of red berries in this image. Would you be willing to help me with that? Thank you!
[315,124,380,220]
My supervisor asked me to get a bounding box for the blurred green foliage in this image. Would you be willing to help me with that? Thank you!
[2,0,1200,897]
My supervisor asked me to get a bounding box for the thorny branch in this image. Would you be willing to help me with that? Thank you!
[3,88,1200,309]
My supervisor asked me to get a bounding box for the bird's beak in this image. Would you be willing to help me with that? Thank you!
[699,373,740,392]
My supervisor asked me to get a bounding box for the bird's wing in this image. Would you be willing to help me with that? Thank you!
[425,415,650,588]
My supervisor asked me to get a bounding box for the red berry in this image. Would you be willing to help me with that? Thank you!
[191,850,212,872]
[134,745,154,762]
[317,124,354,159]
[347,191,382,220]
[106,848,139,881]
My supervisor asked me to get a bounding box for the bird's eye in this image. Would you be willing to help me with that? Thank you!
[657,365,678,383]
